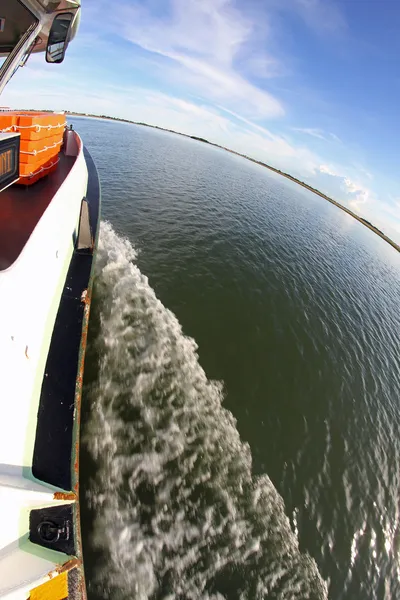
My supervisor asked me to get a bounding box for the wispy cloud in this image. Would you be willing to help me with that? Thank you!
[293,127,327,140]
[329,132,342,143]
[111,0,285,119]
[293,127,341,142]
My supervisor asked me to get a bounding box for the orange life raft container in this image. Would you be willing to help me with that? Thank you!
[0,111,66,185]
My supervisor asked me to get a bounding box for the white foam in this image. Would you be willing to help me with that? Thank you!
[83,221,327,600]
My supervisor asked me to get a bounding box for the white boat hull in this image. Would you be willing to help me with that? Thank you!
[0,131,101,599]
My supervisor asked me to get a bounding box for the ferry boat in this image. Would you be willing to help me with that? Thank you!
[0,2,100,599]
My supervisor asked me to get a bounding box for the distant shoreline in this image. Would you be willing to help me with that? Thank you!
[67,111,400,254]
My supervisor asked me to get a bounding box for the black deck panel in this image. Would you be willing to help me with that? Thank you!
[0,154,75,270]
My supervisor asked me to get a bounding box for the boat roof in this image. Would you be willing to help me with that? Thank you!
[0,0,81,58]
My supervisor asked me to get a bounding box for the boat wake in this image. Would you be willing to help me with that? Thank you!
[82,221,327,600]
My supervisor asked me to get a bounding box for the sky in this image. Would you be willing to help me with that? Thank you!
[3,0,400,241]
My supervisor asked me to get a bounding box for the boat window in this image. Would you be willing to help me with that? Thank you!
[0,0,38,55]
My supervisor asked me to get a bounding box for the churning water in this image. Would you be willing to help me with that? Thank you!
[83,222,326,600]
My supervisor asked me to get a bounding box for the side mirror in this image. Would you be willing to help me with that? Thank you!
[46,13,74,64]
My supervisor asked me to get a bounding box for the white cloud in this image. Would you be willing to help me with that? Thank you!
[319,164,339,177]
[319,164,372,207]
[112,0,284,119]
[317,164,400,242]
[343,178,371,206]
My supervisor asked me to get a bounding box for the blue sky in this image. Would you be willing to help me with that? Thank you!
[4,0,400,241]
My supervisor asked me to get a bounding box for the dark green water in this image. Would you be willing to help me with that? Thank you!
[75,117,400,600]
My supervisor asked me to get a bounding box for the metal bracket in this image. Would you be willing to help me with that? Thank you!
[29,504,76,556]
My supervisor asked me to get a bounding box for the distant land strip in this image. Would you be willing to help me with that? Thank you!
[66,111,400,254]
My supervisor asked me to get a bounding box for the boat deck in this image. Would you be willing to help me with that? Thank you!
[0,153,75,270]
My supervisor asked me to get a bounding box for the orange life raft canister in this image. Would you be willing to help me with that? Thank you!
[0,111,66,185]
